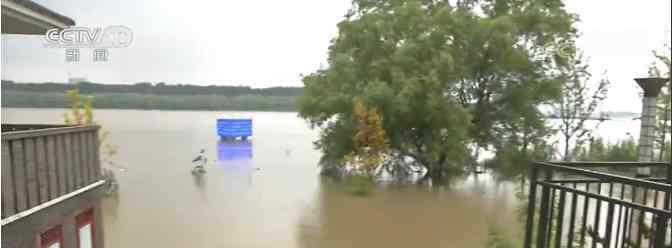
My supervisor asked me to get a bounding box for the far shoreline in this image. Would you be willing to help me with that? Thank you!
[0,106,299,113]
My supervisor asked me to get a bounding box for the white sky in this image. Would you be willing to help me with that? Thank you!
[1,0,670,112]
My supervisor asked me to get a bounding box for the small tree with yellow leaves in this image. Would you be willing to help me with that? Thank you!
[64,89,94,125]
[344,99,390,176]
[63,89,119,195]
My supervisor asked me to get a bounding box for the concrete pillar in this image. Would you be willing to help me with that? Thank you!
[630,77,667,247]
[634,77,667,176]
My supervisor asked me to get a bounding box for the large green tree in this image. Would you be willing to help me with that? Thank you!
[299,0,578,182]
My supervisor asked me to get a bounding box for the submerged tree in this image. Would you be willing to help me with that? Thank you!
[343,99,390,195]
[299,0,578,182]
[490,112,554,180]
[554,52,610,161]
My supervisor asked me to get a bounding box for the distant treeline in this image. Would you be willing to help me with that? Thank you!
[1,80,302,96]
[1,80,302,111]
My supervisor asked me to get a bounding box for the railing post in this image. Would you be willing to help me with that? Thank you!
[653,214,669,248]
[659,163,671,248]
[524,163,539,248]
[604,202,615,247]
[666,162,671,212]
[634,162,671,247]
[535,165,553,248]
[667,161,671,186]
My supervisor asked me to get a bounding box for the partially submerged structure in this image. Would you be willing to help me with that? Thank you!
[2,1,105,247]
[217,118,253,140]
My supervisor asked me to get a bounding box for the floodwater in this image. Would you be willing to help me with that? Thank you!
[1,108,639,247]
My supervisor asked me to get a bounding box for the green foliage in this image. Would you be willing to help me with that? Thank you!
[604,140,638,162]
[555,51,611,161]
[573,137,638,161]
[488,139,553,180]
[299,0,578,182]
[2,90,297,111]
[1,80,302,111]
[488,112,555,179]
[485,224,517,248]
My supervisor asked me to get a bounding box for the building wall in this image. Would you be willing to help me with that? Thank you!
[1,186,105,248]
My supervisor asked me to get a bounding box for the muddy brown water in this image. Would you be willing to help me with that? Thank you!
[3,108,526,247]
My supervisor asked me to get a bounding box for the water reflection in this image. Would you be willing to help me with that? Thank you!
[217,140,253,161]
[191,171,207,192]
[215,140,254,190]
[102,193,120,223]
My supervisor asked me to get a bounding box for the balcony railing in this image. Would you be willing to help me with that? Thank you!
[524,161,671,248]
[1,124,102,220]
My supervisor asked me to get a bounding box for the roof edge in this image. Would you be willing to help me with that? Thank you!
[2,0,75,29]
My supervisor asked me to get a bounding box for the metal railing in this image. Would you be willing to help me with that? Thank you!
[524,161,671,248]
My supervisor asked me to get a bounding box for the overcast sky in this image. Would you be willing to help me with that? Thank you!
[1,0,670,112]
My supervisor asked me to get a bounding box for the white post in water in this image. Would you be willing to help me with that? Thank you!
[630,77,667,247]
[634,77,667,175]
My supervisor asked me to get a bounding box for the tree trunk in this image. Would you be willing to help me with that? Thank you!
[473,145,481,172]
[563,136,571,161]
[428,168,445,183]
[420,165,447,185]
